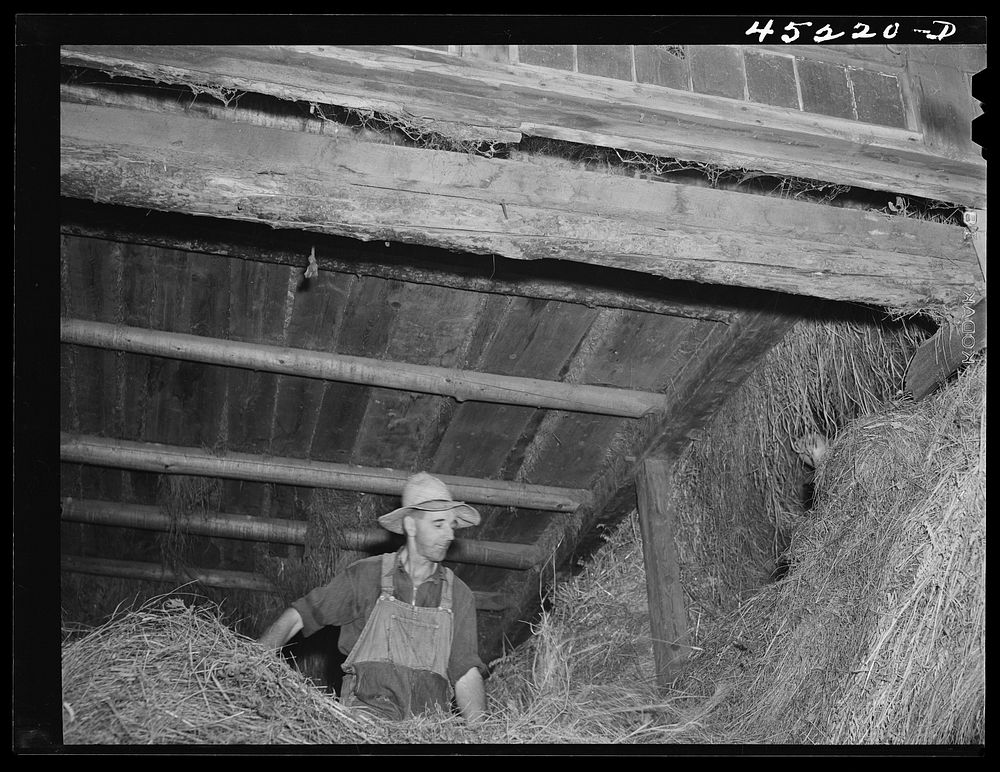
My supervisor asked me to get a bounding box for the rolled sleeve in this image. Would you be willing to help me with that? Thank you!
[291,558,378,639]
[447,579,488,683]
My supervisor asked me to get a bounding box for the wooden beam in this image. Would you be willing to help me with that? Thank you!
[60,432,589,513]
[59,99,983,309]
[60,497,543,569]
[60,44,985,207]
[62,554,278,594]
[905,297,986,401]
[62,318,670,418]
[61,554,511,610]
[636,458,688,687]
[60,217,737,323]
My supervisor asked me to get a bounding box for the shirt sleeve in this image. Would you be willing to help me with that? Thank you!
[447,577,488,683]
[291,559,378,638]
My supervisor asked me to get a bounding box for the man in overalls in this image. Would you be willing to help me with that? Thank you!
[258,472,487,723]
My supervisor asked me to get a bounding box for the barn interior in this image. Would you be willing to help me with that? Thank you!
[43,39,987,745]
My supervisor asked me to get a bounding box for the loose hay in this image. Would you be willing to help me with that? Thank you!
[678,357,986,744]
[483,322,982,746]
[61,594,390,745]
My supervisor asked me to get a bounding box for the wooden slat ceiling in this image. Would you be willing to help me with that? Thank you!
[59,204,796,658]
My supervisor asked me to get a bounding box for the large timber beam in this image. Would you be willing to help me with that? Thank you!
[61,318,670,418]
[60,100,983,309]
[59,433,590,513]
[60,44,985,207]
[61,497,543,570]
[60,214,737,323]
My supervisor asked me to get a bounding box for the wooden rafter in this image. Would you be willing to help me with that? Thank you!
[60,100,983,308]
[61,555,513,610]
[61,318,673,418]
[60,433,590,513]
[61,497,543,569]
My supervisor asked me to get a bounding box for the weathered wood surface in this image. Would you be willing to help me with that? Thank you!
[61,497,543,569]
[636,457,688,687]
[456,310,717,599]
[62,318,676,418]
[60,100,983,308]
[61,215,737,322]
[62,555,512,610]
[60,432,590,512]
[474,302,795,662]
[60,44,985,206]
[905,297,986,401]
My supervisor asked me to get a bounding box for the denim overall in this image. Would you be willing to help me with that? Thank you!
[340,552,455,719]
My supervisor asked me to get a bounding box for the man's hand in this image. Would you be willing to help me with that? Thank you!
[257,607,304,654]
[454,667,486,724]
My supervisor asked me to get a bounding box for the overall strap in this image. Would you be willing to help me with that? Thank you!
[438,566,454,611]
[379,552,396,598]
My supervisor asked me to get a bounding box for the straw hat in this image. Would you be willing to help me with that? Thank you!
[377,472,481,535]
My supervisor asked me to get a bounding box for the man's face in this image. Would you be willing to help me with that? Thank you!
[406,509,457,563]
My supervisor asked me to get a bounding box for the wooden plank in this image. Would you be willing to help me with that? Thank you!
[183,250,233,448]
[351,282,484,469]
[526,312,713,490]
[62,554,277,593]
[60,432,591,512]
[309,275,401,464]
[61,319,677,418]
[905,297,986,401]
[433,298,601,476]
[59,100,983,308]
[60,44,985,206]
[59,235,127,504]
[636,457,688,687]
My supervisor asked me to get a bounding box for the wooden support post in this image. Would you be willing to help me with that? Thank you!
[635,457,687,688]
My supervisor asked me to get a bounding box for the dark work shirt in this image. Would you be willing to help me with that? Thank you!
[292,549,487,685]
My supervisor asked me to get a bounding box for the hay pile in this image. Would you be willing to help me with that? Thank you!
[682,356,986,744]
[484,357,984,745]
[671,312,927,613]
[61,595,391,745]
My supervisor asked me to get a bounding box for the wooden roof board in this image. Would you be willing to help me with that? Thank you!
[349,282,487,470]
[269,272,356,460]
[431,297,600,477]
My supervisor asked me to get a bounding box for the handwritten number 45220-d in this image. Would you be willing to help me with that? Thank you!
[746,19,958,44]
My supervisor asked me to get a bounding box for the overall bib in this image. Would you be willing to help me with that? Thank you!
[340,553,455,720]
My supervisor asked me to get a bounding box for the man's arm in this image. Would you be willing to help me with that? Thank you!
[454,667,486,723]
[257,607,304,653]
